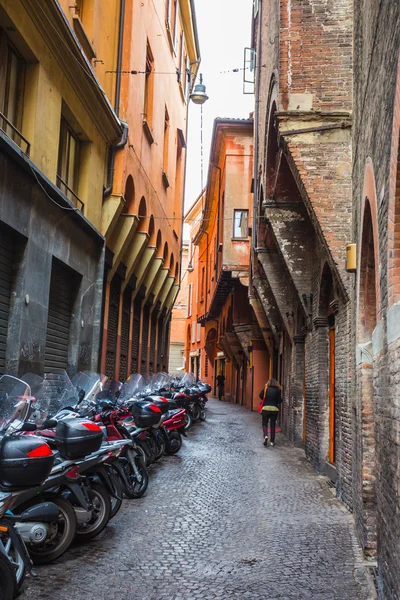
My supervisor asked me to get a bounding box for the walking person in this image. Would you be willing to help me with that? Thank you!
[216,371,225,401]
[259,378,282,446]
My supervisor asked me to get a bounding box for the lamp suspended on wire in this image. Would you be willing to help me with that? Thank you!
[190,73,209,105]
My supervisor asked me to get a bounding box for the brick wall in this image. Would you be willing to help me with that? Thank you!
[353,1,400,596]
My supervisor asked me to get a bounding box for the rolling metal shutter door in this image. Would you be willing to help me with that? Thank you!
[119,289,131,381]
[130,297,141,374]
[44,261,73,374]
[163,318,171,371]
[156,317,163,371]
[0,226,14,373]
[105,277,120,379]
[140,305,150,375]
[149,312,157,374]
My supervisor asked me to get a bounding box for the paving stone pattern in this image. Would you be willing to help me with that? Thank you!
[21,400,376,600]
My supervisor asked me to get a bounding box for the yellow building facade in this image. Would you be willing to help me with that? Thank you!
[0,0,199,378]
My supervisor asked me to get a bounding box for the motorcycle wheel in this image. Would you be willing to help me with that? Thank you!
[0,551,17,600]
[75,483,111,542]
[28,498,77,565]
[192,405,201,422]
[165,431,182,455]
[0,532,25,591]
[184,411,193,430]
[154,435,165,461]
[199,409,206,421]
[122,456,149,499]
[109,469,124,520]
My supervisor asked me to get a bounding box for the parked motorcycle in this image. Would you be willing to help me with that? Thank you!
[0,374,61,590]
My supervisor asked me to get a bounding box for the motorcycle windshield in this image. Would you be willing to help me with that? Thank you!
[119,374,145,402]
[37,371,80,419]
[102,379,123,401]
[180,372,196,387]
[0,375,31,433]
[71,372,106,401]
[149,372,170,392]
[21,373,48,425]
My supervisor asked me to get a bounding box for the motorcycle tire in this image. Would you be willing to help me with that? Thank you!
[75,483,111,542]
[0,532,25,592]
[154,435,165,461]
[109,469,124,520]
[165,431,182,455]
[122,457,149,499]
[199,409,206,421]
[0,551,17,600]
[192,405,201,422]
[28,498,77,565]
[184,411,193,430]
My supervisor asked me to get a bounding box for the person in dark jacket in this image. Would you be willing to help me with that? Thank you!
[216,372,225,401]
[259,378,282,446]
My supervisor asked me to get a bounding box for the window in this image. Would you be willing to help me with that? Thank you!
[163,106,170,183]
[0,30,25,141]
[166,0,179,51]
[197,323,201,342]
[186,283,193,317]
[57,116,81,204]
[143,42,154,136]
[179,31,189,98]
[184,55,190,99]
[191,320,196,344]
[233,209,249,239]
[201,267,205,300]
[173,131,184,232]
[72,0,96,62]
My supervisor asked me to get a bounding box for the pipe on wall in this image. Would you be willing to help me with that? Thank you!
[103,0,128,199]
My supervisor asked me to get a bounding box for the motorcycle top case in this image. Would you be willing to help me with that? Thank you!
[55,418,103,459]
[144,396,170,414]
[130,400,162,428]
[0,436,54,489]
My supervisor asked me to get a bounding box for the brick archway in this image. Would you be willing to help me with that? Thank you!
[388,54,400,307]
[356,160,381,558]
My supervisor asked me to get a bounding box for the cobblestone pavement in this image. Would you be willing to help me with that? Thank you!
[21,399,376,600]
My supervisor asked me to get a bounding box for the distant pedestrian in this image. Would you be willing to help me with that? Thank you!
[216,372,225,401]
[258,378,282,447]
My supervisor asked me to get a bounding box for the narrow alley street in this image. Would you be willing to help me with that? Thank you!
[21,400,375,600]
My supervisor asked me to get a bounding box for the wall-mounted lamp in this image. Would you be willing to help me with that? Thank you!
[346,243,357,273]
[187,263,194,273]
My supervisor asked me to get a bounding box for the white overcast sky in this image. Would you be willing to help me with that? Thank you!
[185,0,254,212]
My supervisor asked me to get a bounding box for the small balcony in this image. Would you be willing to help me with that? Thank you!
[56,175,84,212]
[0,111,30,156]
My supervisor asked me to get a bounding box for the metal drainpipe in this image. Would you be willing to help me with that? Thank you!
[252,0,262,250]
[204,230,209,314]
[103,122,128,198]
[115,0,125,118]
[212,164,222,278]
[103,0,127,199]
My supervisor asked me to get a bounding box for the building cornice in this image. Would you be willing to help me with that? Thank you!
[21,0,122,143]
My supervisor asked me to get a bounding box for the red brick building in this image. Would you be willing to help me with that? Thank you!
[185,118,270,408]
[250,0,400,597]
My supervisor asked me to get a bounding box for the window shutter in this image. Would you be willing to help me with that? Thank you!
[166,0,172,28]
[173,0,179,50]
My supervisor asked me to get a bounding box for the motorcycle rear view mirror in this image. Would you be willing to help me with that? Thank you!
[20,422,37,432]
[41,418,58,429]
